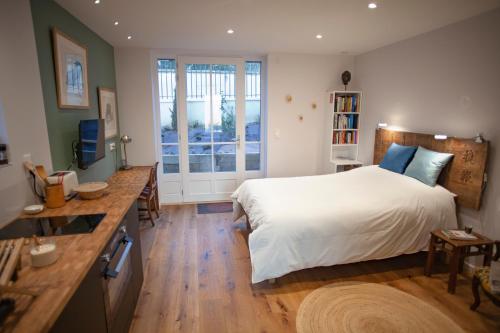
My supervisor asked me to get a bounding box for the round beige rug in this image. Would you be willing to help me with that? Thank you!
[296,282,464,333]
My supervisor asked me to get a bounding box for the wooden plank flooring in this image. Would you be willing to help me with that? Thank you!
[130,205,500,333]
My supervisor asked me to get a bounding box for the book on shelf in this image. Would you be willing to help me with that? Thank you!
[333,114,358,129]
[332,131,358,144]
[335,95,359,113]
[441,229,478,241]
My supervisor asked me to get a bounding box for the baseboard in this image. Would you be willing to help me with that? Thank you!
[160,199,231,206]
[462,261,477,278]
[438,252,479,278]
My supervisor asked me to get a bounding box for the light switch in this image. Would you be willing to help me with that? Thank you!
[109,142,116,151]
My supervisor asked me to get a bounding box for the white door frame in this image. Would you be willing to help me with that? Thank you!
[151,52,267,204]
[178,56,245,202]
[151,54,183,203]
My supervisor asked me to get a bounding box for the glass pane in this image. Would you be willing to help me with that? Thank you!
[162,144,178,155]
[189,144,212,173]
[162,145,179,174]
[214,144,236,172]
[245,62,261,142]
[212,64,236,142]
[245,143,260,171]
[186,64,211,143]
[158,59,178,144]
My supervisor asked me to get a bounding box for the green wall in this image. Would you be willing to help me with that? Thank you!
[30,0,120,183]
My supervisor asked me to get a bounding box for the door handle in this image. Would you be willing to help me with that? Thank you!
[232,135,241,148]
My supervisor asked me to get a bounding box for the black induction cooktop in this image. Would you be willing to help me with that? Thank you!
[0,213,106,239]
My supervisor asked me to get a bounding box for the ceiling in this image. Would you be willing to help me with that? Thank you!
[56,0,500,55]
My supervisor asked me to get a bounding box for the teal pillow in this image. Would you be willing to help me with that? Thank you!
[379,143,418,174]
[404,146,454,186]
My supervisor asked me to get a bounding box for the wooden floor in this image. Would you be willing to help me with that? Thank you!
[130,205,500,333]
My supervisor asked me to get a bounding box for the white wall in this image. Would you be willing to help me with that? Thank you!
[355,8,500,239]
[0,0,52,226]
[115,48,157,166]
[266,54,354,177]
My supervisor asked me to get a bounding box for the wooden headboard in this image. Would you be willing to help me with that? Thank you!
[373,129,488,210]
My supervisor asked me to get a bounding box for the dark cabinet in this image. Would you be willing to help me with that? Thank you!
[51,203,143,333]
[50,254,108,333]
[105,202,143,333]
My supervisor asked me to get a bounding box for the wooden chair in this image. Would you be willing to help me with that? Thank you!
[471,241,500,310]
[138,162,159,227]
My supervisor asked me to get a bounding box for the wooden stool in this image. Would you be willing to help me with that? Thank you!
[138,162,159,227]
[425,229,494,294]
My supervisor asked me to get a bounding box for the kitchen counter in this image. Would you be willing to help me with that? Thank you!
[2,167,151,333]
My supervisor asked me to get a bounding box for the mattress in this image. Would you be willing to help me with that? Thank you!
[232,165,458,283]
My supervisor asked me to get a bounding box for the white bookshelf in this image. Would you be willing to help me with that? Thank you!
[328,90,363,172]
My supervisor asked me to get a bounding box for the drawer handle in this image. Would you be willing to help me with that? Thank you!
[100,253,111,263]
[104,236,133,279]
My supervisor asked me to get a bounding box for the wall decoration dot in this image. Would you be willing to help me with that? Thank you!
[312,103,317,110]
[298,114,304,122]
[286,95,292,103]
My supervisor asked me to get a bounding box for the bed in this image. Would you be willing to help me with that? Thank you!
[232,129,489,283]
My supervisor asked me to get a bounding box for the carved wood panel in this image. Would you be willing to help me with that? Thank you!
[373,129,488,210]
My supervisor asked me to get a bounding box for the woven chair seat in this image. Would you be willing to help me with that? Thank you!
[474,267,500,298]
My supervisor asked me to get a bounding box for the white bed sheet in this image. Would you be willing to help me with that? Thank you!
[231,165,457,283]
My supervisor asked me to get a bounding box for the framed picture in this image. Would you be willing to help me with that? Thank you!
[98,87,118,139]
[52,28,90,109]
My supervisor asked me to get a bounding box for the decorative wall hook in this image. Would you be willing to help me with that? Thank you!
[285,95,292,103]
[341,71,351,91]
[311,103,317,110]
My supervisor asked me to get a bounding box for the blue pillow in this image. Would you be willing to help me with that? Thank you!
[379,143,418,174]
[404,146,454,186]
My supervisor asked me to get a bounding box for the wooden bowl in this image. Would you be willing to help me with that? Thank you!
[73,182,108,200]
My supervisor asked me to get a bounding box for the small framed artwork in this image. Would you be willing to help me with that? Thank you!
[52,28,90,109]
[98,87,118,139]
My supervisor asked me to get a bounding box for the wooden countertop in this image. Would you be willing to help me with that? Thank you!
[2,167,151,333]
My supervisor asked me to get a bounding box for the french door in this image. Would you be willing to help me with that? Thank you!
[154,56,263,203]
[178,57,245,202]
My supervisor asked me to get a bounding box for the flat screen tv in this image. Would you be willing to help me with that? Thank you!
[77,119,105,169]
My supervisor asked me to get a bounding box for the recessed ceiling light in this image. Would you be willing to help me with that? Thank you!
[114,21,119,26]
[127,35,132,40]
[227,29,235,34]
[368,2,377,9]
[316,34,323,39]
[94,0,100,4]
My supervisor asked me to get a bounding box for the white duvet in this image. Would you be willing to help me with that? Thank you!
[232,166,457,283]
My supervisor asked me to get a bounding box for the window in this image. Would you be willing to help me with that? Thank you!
[157,59,179,174]
[185,64,237,173]
[245,61,261,171]
[156,59,263,175]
